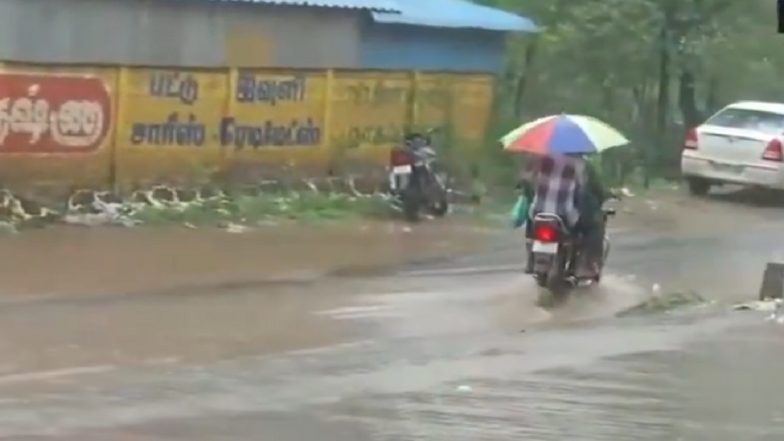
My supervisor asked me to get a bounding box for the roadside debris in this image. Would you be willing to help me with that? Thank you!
[619,187,635,198]
[616,290,705,317]
[0,221,18,235]
[223,222,251,234]
[0,190,59,227]
[733,298,782,312]
[733,298,784,323]
[65,190,138,227]
[0,176,471,232]
[456,385,473,393]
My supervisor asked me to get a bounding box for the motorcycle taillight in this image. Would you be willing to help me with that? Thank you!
[533,224,558,242]
[390,148,413,167]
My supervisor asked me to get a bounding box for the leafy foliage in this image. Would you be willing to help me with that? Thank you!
[476,0,784,185]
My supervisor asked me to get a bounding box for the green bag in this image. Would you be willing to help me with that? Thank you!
[511,194,529,229]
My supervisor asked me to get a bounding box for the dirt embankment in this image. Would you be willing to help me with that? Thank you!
[0,219,502,301]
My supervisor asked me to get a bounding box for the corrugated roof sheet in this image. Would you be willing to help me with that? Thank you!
[208,0,399,11]
[372,0,537,32]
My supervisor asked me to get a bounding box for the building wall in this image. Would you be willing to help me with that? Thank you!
[0,1,503,195]
[0,64,495,195]
[359,22,506,73]
[0,0,362,68]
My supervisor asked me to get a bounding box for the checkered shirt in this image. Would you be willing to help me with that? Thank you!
[530,155,585,226]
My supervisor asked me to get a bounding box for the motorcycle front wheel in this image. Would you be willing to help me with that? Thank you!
[429,192,449,217]
[432,172,450,217]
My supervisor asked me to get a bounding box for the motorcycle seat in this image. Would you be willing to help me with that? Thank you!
[532,213,572,234]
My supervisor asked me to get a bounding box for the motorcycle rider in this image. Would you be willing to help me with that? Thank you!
[578,155,612,277]
[522,152,609,278]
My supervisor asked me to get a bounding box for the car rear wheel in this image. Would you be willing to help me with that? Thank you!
[687,178,711,196]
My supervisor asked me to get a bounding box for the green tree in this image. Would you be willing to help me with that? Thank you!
[477,0,784,186]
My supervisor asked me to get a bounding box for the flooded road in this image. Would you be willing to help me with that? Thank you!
[3,190,784,440]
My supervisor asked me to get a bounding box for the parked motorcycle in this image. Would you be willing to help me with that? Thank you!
[529,204,616,307]
[387,130,449,222]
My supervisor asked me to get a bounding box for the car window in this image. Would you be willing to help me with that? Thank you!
[706,108,784,134]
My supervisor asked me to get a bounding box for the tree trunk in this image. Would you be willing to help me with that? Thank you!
[706,74,719,114]
[678,69,700,128]
[513,37,539,119]
[601,79,616,119]
[656,32,670,135]
[651,27,671,189]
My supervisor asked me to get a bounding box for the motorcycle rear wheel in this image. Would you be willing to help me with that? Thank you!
[401,191,420,222]
[536,252,570,308]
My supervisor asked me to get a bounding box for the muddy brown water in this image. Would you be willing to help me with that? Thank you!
[0,219,499,301]
[3,190,784,440]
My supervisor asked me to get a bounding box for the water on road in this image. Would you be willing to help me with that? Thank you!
[3,190,784,440]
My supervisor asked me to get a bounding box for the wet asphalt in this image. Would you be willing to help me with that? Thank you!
[3,190,784,440]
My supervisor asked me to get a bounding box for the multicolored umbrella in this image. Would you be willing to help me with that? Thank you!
[501,114,629,155]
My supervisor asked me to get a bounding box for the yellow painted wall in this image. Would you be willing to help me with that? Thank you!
[413,73,453,131]
[224,69,329,180]
[0,64,495,193]
[449,74,494,146]
[114,68,228,188]
[330,71,413,169]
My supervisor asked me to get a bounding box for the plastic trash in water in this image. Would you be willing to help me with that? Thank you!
[734,298,784,324]
[224,223,251,234]
[767,299,784,323]
[456,385,472,393]
[620,187,635,198]
[733,298,781,312]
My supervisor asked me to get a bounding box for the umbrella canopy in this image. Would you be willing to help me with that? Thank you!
[501,114,629,155]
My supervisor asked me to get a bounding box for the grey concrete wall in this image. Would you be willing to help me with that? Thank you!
[0,0,361,68]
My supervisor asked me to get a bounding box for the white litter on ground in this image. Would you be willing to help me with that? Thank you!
[732,298,784,323]
[732,298,782,312]
[224,223,251,234]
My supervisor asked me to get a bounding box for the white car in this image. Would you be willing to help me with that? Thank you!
[681,100,784,195]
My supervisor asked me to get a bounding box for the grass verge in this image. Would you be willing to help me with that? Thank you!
[130,192,396,227]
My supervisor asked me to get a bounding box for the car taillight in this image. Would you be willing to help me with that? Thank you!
[390,147,412,167]
[684,127,699,150]
[533,224,558,243]
[763,139,783,162]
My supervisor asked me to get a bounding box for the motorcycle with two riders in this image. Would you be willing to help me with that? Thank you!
[501,114,630,306]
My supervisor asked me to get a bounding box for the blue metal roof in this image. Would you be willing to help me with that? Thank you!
[372,0,537,32]
[207,0,399,11]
